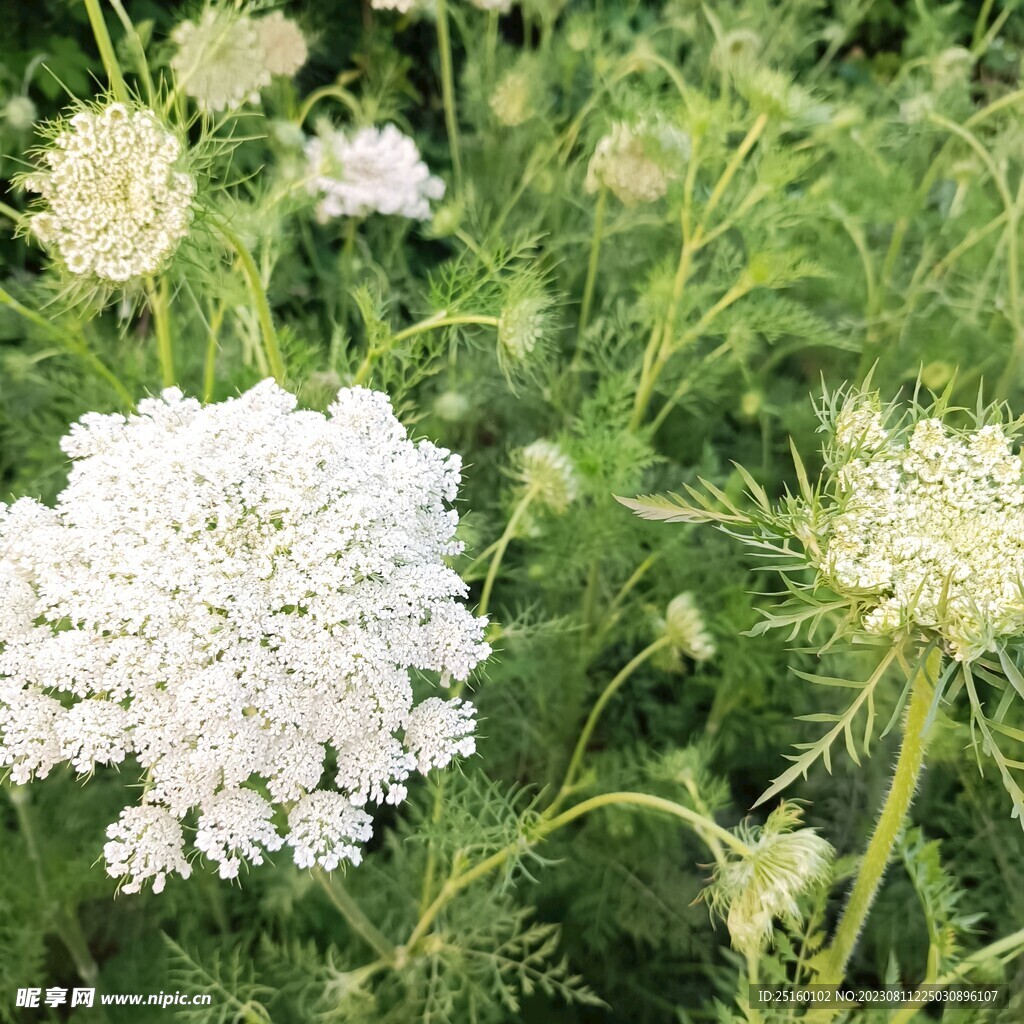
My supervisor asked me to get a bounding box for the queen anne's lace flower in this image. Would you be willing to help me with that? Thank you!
[171,9,271,111]
[371,0,423,10]
[519,440,578,513]
[255,11,308,77]
[664,593,716,662]
[305,124,445,221]
[0,381,489,891]
[23,103,195,283]
[823,398,1024,660]
[585,120,690,206]
[103,806,193,895]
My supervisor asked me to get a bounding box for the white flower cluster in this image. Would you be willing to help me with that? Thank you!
[370,0,423,10]
[305,124,445,221]
[171,8,307,112]
[519,440,578,514]
[0,381,489,892]
[585,120,691,206]
[664,593,716,662]
[24,103,195,283]
[824,397,1024,660]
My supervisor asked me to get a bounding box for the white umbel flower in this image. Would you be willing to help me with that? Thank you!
[0,381,489,892]
[23,102,195,283]
[171,9,271,112]
[824,398,1024,660]
[255,11,308,77]
[471,0,513,11]
[585,120,690,207]
[305,124,445,221]
[103,806,193,895]
[519,440,578,514]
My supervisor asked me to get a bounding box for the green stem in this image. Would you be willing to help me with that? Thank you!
[9,787,102,989]
[577,186,606,345]
[888,926,1024,1024]
[0,284,134,407]
[548,636,672,815]
[84,0,129,103]
[107,0,154,106]
[815,647,939,992]
[202,302,225,403]
[213,218,286,384]
[478,485,537,619]
[296,84,361,126]
[312,869,394,961]
[146,278,175,388]
[436,0,462,187]
[403,790,750,953]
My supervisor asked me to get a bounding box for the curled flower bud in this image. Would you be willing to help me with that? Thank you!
[519,440,578,514]
[21,102,195,284]
[490,67,536,127]
[664,593,716,662]
[498,291,554,366]
[3,95,36,131]
[704,803,833,958]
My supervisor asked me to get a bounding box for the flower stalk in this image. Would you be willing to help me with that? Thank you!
[813,646,939,997]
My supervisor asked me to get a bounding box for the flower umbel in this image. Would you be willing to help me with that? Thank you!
[22,102,195,284]
[305,124,446,221]
[171,8,271,112]
[585,120,691,206]
[0,381,489,891]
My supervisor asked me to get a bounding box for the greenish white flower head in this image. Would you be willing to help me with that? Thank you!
[305,124,445,220]
[585,120,691,207]
[3,95,36,131]
[0,381,489,892]
[823,395,1024,661]
[255,11,308,77]
[663,593,716,662]
[519,440,578,514]
[171,8,271,111]
[710,28,763,74]
[23,102,195,284]
[705,804,833,958]
[490,67,536,127]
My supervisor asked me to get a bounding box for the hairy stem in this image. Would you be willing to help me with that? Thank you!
[814,647,940,995]
[478,485,537,619]
[577,185,607,345]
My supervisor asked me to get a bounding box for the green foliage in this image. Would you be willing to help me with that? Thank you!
[2,0,1024,1022]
